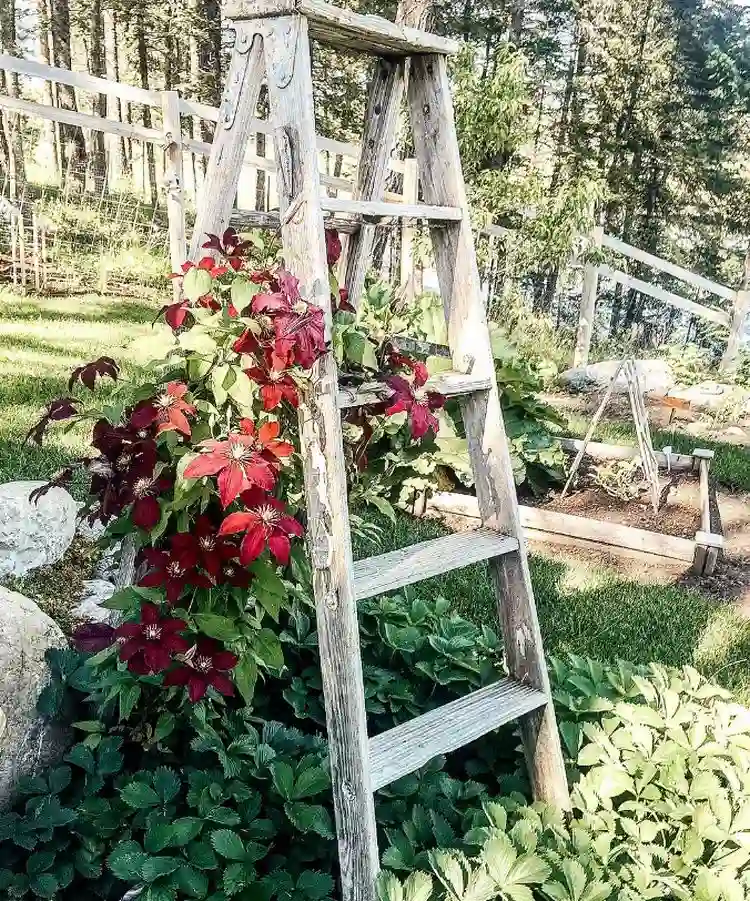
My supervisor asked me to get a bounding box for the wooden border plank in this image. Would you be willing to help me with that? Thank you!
[321,197,461,220]
[558,437,694,471]
[599,265,731,328]
[601,233,735,301]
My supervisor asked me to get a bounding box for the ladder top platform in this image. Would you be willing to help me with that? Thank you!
[226,0,461,57]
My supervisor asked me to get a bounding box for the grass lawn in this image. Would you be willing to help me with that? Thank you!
[3,286,750,701]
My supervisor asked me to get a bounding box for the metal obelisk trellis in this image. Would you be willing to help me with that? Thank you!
[192,3,570,899]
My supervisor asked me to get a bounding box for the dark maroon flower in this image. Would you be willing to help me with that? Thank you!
[68,357,119,391]
[130,382,196,437]
[138,545,210,605]
[273,305,326,369]
[325,229,342,267]
[202,228,254,261]
[125,474,172,531]
[219,553,252,588]
[171,515,230,582]
[384,374,445,440]
[159,298,191,331]
[164,638,238,702]
[26,398,79,445]
[115,603,189,675]
[333,287,355,315]
[389,352,429,386]
[72,622,116,654]
[219,486,304,566]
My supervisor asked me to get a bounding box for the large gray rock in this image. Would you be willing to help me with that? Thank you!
[73,579,118,625]
[0,481,78,579]
[559,359,675,396]
[0,587,69,806]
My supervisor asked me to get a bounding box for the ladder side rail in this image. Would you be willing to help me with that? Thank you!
[262,16,380,901]
[406,53,570,810]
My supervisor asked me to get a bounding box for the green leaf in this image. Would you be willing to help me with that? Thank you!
[27,852,55,876]
[253,628,285,671]
[230,276,260,313]
[101,587,143,612]
[233,657,258,706]
[153,767,181,803]
[141,856,182,882]
[402,872,433,901]
[72,720,105,734]
[211,829,246,861]
[271,762,295,801]
[176,863,210,898]
[293,766,330,799]
[188,840,218,871]
[283,802,335,838]
[119,682,141,720]
[183,267,214,302]
[145,886,177,901]
[154,712,176,742]
[47,766,72,794]
[145,823,175,854]
[226,368,256,412]
[65,744,96,774]
[121,781,161,809]
[179,327,217,356]
[223,861,248,896]
[297,870,335,900]
[108,840,148,882]
[377,872,404,901]
[29,873,58,898]
[194,613,239,642]
[210,364,231,407]
[170,818,203,847]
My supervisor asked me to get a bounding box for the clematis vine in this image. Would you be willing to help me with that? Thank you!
[218,486,304,566]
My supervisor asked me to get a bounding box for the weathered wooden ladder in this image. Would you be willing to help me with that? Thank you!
[192,2,569,898]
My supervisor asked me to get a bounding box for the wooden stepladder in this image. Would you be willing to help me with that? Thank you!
[194,3,570,898]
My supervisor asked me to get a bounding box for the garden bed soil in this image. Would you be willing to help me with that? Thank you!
[529,482,701,540]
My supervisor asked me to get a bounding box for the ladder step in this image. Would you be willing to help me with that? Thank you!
[226,0,460,57]
[320,197,462,222]
[369,678,548,791]
[353,528,519,601]
[338,370,492,410]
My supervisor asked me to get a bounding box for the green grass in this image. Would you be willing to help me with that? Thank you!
[0,287,172,492]
[355,511,750,703]
[4,286,750,703]
[564,410,750,492]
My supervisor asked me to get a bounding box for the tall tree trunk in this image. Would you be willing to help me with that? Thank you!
[203,0,223,107]
[135,20,158,206]
[37,0,59,177]
[0,0,26,196]
[89,0,107,190]
[104,7,124,184]
[50,0,85,180]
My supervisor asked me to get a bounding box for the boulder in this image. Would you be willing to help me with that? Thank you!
[72,579,118,625]
[0,586,69,806]
[0,481,78,579]
[559,359,675,396]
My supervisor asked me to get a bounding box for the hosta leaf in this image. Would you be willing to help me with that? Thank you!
[121,781,161,809]
[108,840,148,882]
[211,829,246,861]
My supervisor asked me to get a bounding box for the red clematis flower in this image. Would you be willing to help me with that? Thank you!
[389,352,429,387]
[126,473,172,530]
[68,357,120,391]
[138,545,211,605]
[325,229,342,267]
[202,228,254,263]
[164,638,238,702]
[238,418,294,470]
[115,603,189,675]
[273,305,326,369]
[219,487,304,566]
[219,553,252,588]
[183,425,277,508]
[384,375,445,440]
[170,515,232,582]
[245,353,300,411]
[130,382,196,437]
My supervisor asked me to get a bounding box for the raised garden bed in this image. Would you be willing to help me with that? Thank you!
[420,440,724,575]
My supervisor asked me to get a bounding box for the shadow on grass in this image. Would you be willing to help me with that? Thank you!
[356,508,750,703]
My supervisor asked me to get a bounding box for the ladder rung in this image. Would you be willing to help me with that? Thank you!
[369,678,548,790]
[338,370,492,410]
[226,0,461,57]
[320,197,462,222]
[353,528,519,601]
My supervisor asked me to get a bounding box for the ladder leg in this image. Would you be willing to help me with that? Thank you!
[262,16,379,901]
[406,53,570,810]
[189,26,265,258]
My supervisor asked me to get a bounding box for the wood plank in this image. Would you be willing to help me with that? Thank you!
[599,265,731,328]
[189,28,265,258]
[226,0,460,55]
[601,233,736,301]
[695,459,722,576]
[262,17,379,899]
[425,492,697,562]
[162,90,186,280]
[337,370,492,409]
[558,437,694,472]
[720,289,750,374]
[407,53,569,810]
[321,196,461,221]
[573,227,603,367]
[368,679,547,791]
[353,529,519,600]
[0,93,161,143]
[400,159,419,300]
[231,207,364,234]
[0,52,161,106]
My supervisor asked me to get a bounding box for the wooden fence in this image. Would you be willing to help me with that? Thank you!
[574,226,749,374]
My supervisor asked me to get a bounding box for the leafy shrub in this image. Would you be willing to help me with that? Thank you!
[591,459,643,502]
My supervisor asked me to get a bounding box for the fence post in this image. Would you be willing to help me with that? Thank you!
[573,225,603,368]
[161,90,186,290]
[720,288,750,375]
[400,157,418,301]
